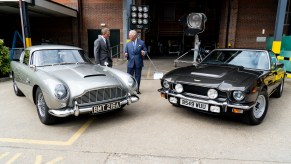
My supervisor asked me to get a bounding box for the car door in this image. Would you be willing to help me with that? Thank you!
[264,51,284,95]
[17,50,34,99]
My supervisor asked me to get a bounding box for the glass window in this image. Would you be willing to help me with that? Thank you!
[202,50,269,70]
[269,51,278,69]
[34,49,89,66]
[21,50,30,65]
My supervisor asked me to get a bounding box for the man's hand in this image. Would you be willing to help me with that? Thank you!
[141,50,145,56]
[124,53,128,58]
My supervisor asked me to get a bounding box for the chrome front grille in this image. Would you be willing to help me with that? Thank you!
[75,87,127,105]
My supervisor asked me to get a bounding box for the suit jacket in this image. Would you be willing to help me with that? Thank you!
[125,39,147,68]
[94,36,112,66]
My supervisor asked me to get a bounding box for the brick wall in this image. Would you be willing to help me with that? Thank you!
[80,0,123,52]
[51,0,279,50]
[51,0,123,52]
[235,0,277,48]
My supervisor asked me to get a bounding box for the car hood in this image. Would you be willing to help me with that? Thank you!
[164,64,262,90]
[37,64,124,95]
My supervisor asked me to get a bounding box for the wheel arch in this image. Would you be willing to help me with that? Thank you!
[33,85,40,105]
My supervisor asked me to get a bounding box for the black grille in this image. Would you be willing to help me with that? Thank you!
[75,87,127,104]
[182,84,227,98]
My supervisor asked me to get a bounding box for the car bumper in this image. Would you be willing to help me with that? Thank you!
[48,95,139,117]
[158,89,255,113]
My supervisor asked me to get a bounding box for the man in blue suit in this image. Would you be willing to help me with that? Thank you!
[125,30,147,94]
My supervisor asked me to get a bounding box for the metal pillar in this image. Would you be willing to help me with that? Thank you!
[123,0,132,55]
[193,35,200,63]
[19,0,32,48]
[272,0,287,54]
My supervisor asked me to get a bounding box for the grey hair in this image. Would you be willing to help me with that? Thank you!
[129,30,137,36]
[101,28,110,35]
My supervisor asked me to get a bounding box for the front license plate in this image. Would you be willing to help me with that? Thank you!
[180,99,208,111]
[92,101,121,113]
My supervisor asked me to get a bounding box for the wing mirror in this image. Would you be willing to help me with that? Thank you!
[29,65,36,72]
[275,62,284,68]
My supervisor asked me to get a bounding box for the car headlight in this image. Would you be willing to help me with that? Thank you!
[162,80,170,88]
[128,76,137,88]
[233,90,245,101]
[54,84,67,100]
[175,83,183,93]
[207,89,218,99]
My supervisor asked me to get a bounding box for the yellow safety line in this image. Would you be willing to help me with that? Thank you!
[5,153,22,164]
[46,157,64,164]
[64,118,94,145]
[0,118,94,146]
[287,74,291,78]
[35,155,42,164]
[0,152,9,159]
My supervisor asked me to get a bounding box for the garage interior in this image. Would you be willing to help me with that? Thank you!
[142,0,222,57]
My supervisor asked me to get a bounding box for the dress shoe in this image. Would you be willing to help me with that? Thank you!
[137,91,141,94]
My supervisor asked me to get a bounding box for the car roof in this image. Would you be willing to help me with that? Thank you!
[25,45,83,51]
[213,48,268,52]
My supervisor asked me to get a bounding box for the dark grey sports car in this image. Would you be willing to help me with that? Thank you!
[158,49,285,125]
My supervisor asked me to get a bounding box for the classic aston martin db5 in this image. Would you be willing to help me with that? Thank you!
[159,49,285,125]
[11,45,139,125]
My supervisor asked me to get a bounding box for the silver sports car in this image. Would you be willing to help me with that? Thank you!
[11,45,139,125]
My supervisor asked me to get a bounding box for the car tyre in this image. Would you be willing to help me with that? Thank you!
[272,79,284,98]
[12,74,24,96]
[244,89,269,125]
[36,87,58,125]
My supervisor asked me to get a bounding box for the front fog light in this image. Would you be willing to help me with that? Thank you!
[169,97,177,104]
[233,91,245,101]
[175,84,183,93]
[207,89,218,99]
[210,106,220,113]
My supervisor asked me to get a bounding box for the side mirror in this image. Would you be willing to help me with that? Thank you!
[29,65,36,72]
[275,62,284,68]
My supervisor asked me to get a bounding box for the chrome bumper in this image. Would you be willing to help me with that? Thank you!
[48,95,139,117]
[159,89,255,112]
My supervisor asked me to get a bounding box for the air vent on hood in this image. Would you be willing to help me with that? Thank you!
[191,72,225,78]
[84,74,106,78]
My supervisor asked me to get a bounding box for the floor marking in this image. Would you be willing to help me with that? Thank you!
[5,153,22,164]
[46,157,63,164]
[35,155,42,164]
[0,152,9,159]
[0,118,94,146]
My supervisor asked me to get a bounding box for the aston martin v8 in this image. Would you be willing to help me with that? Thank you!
[159,49,285,125]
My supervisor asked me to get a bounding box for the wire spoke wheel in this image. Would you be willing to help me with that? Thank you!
[37,92,46,117]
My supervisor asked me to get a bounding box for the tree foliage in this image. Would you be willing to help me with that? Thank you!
[0,39,11,77]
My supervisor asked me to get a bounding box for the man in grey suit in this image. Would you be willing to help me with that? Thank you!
[94,28,113,67]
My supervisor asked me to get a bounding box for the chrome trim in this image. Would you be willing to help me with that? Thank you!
[48,95,139,117]
[161,90,254,110]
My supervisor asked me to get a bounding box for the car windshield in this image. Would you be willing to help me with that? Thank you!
[33,49,91,66]
[201,50,270,70]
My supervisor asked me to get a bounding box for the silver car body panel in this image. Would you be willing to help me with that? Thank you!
[11,45,139,117]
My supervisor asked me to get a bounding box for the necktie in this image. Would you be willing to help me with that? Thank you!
[133,41,136,51]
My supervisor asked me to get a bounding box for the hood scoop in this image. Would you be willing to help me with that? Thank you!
[191,72,226,78]
[84,74,106,78]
